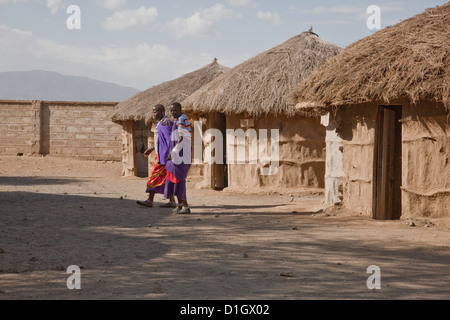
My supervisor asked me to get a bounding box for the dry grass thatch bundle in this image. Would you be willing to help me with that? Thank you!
[289,2,450,110]
[182,30,342,117]
[109,59,230,123]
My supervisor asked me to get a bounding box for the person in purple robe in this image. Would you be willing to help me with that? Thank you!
[136,104,175,208]
[164,102,192,214]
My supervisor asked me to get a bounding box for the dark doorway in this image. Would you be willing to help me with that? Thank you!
[372,105,402,220]
[40,105,50,155]
[210,112,228,190]
[134,120,149,178]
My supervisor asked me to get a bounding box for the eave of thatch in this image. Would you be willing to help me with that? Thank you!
[289,3,450,110]
[109,59,230,124]
[182,30,342,117]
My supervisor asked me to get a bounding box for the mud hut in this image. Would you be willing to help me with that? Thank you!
[289,3,449,219]
[183,30,342,191]
[109,59,229,177]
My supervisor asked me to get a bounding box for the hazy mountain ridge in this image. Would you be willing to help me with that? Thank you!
[0,70,140,102]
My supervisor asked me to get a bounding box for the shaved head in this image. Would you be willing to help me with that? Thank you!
[153,104,165,113]
[152,104,165,121]
[170,102,181,111]
[170,102,182,119]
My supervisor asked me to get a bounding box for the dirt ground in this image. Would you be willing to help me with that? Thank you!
[0,154,449,300]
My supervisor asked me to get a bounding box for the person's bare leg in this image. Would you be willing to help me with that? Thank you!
[136,191,154,207]
[147,191,156,203]
[161,195,177,208]
[177,198,190,214]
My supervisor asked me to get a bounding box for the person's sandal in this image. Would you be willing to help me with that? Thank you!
[136,200,153,207]
[172,205,182,214]
[160,202,177,208]
[177,207,191,215]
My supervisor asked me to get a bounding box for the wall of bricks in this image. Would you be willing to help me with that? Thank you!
[0,100,122,161]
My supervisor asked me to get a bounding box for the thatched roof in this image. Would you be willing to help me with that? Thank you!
[289,3,450,110]
[182,30,342,117]
[109,59,230,123]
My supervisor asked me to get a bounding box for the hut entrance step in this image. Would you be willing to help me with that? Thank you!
[372,105,402,220]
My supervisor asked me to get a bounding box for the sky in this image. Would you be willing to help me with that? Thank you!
[0,0,448,91]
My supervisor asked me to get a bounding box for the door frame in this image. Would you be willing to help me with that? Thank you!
[372,105,402,220]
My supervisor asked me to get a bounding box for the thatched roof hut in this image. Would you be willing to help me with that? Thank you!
[289,3,450,220]
[183,30,342,116]
[183,30,342,191]
[109,58,230,124]
[110,58,229,178]
[289,3,450,109]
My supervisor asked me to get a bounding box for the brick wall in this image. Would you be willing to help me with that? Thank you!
[0,100,122,161]
[0,100,34,155]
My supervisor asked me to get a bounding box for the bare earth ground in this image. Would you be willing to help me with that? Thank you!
[0,155,449,300]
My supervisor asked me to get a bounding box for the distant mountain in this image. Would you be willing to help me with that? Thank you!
[0,70,140,102]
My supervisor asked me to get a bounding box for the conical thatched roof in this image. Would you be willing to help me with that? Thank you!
[109,59,230,123]
[182,30,342,117]
[289,3,450,110]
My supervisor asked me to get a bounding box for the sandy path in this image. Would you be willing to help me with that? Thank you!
[0,155,449,300]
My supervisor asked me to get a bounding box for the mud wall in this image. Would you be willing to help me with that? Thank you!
[185,113,205,181]
[401,102,449,218]
[335,100,449,218]
[334,104,377,215]
[321,113,344,205]
[225,113,325,190]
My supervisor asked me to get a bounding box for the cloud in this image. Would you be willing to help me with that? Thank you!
[301,4,402,15]
[295,4,403,26]
[95,0,127,11]
[102,6,158,31]
[228,0,257,7]
[203,3,242,20]
[0,0,64,14]
[169,4,241,38]
[294,5,363,15]
[0,24,32,36]
[46,0,64,15]
[0,0,64,15]
[316,5,361,14]
[354,5,403,22]
[256,11,284,26]
[379,5,403,13]
[0,24,219,90]
[0,0,28,5]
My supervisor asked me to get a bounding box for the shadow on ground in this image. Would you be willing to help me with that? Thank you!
[0,176,84,186]
[0,188,449,300]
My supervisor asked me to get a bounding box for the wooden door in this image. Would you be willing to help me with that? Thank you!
[372,106,402,220]
[210,112,227,190]
[134,120,149,178]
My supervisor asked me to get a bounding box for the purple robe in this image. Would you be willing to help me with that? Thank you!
[156,125,172,165]
[146,119,173,194]
[164,115,191,200]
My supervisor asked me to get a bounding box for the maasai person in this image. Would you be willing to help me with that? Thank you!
[165,102,192,214]
[136,104,176,208]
